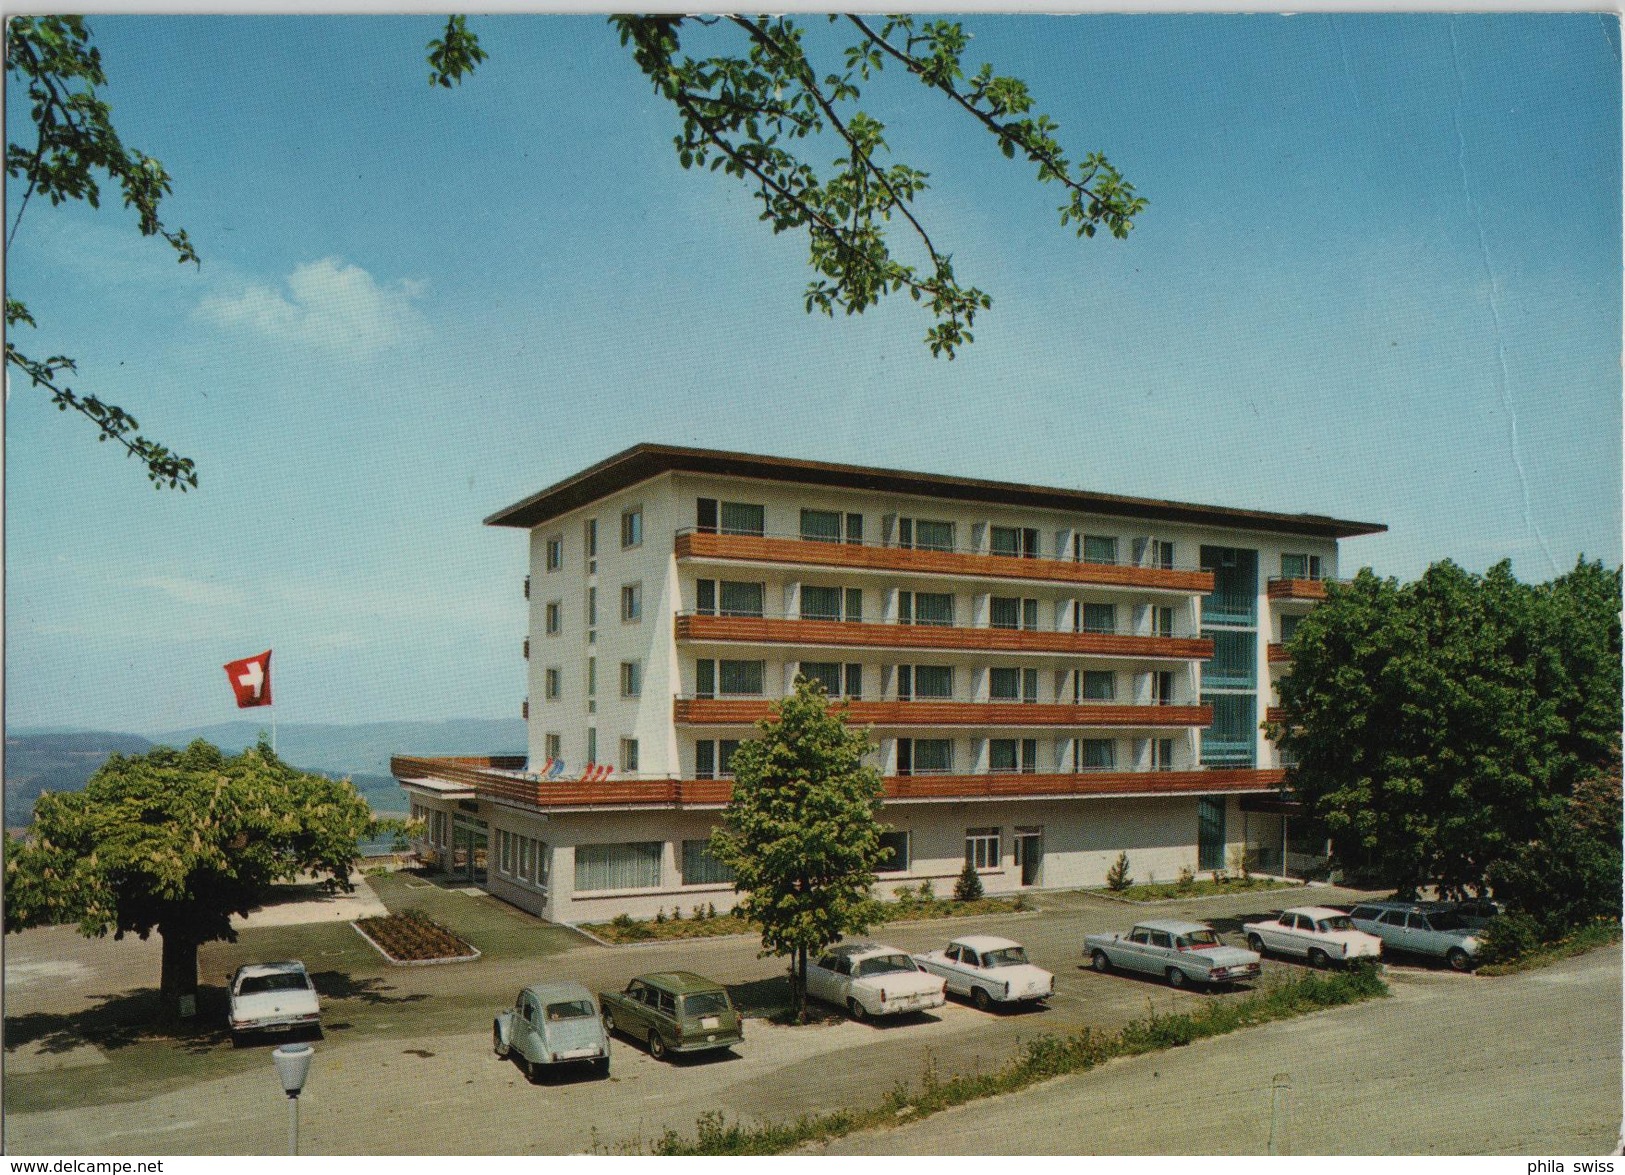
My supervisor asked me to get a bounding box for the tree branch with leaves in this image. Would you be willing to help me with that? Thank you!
[6,16,199,489]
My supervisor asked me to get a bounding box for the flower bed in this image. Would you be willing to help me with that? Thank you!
[353,909,481,964]
[582,894,1026,944]
[1101,875,1300,903]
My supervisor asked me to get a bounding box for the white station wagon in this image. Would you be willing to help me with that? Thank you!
[913,935,1055,1010]
[1243,906,1383,968]
[806,942,947,1020]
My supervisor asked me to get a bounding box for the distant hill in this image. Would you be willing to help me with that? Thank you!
[4,719,526,828]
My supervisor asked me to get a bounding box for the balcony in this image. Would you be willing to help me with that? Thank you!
[675,529,1214,594]
[674,697,1213,728]
[1267,577,1339,603]
[1267,643,1292,665]
[392,755,1283,809]
[675,612,1213,661]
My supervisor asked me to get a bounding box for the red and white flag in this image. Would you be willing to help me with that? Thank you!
[224,650,273,709]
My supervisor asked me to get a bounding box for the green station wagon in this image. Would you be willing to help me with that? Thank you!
[597,971,743,1060]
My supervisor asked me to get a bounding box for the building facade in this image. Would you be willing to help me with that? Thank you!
[393,445,1382,924]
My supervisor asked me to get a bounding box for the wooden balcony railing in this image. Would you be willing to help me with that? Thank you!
[1267,643,1292,665]
[392,755,1284,808]
[676,530,1214,593]
[674,698,1212,728]
[1266,577,1337,602]
[675,613,1213,660]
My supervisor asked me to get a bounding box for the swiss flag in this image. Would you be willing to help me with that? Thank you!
[224,650,273,708]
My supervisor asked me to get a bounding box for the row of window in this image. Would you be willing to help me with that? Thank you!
[688,659,1177,703]
[541,582,643,638]
[543,660,642,701]
[544,509,645,573]
[692,734,1190,779]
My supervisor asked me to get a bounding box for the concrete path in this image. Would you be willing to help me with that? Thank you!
[810,946,1624,1156]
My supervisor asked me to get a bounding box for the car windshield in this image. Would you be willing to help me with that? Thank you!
[545,999,596,1021]
[856,954,917,977]
[1425,912,1468,931]
[238,972,307,996]
[681,991,731,1017]
[1317,916,1355,932]
[1179,930,1220,948]
[982,947,1029,967]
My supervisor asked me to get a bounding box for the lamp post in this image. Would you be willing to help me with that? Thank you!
[272,1042,314,1155]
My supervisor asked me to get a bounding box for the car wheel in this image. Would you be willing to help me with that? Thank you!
[492,1021,508,1058]
[595,1057,611,1079]
[847,998,869,1022]
[971,987,993,1012]
[1246,933,1266,954]
[1446,947,1472,972]
[1090,949,1111,974]
[230,1031,246,1049]
[1166,967,1187,989]
[1308,948,1332,970]
[519,1054,537,1082]
[648,1032,668,1060]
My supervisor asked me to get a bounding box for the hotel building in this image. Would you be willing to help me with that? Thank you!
[393,445,1383,924]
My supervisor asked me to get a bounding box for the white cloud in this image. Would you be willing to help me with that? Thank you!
[132,575,247,610]
[196,258,427,355]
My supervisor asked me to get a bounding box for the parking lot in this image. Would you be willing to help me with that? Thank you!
[2,876,1510,1155]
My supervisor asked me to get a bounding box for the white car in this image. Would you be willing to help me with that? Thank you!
[1243,907,1383,968]
[228,960,321,1045]
[806,942,947,1020]
[913,935,1055,1010]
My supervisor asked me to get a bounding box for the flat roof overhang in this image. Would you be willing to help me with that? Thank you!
[484,443,1387,540]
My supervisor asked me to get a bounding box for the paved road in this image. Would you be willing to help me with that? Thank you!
[811,946,1624,1156]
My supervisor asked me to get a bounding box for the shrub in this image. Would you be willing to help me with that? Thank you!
[1105,851,1132,892]
[953,861,984,902]
[655,908,667,924]
[707,902,718,920]
[1176,865,1195,893]
[1477,912,1545,964]
[917,879,936,904]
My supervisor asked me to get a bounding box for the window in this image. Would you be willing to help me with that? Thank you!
[695,739,741,779]
[1153,606,1174,638]
[620,738,639,772]
[584,518,598,561]
[898,591,954,627]
[575,842,662,891]
[1136,538,1175,570]
[1152,670,1174,705]
[1281,552,1323,580]
[586,727,597,764]
[1281,614,1302,642]
[545,536,563,572]
[877,831,911,873]
[800,508,842,543]
[545,601,561,635]
[1079,738,1116,771]
[1081,602,1117,634]
[621,583,642,623]
[989,738,1037,773]
[990,597,1038,631]
[545,667,561,700]
[1201,693,1257,766]
[587,657,597,698]
[696,579,714,614]
[897,738,953,775]
[965,827,1001,870]
[721,501,766,536]
[1081,670,1116,701]
[586,587,597,628]
[720,580,765,618]
[1151,737,1175,770]
[844,513,864,544]
[1198,798,1227,871]
[1081,534,1118,565]
[545,733,562,761]
[1203,630,1257,689]
[621,508,643,549]
[900,664,952,700]
[989,667,1037,703]
[990,525,1039,558]
[896,517,954,551]
[681,838,735,885]
[499,829,515,874]
[797,661,861,698]
[620,661,641,698]
[1201,545,1259,625]
[800,585,843,620]
[719,659,765,695]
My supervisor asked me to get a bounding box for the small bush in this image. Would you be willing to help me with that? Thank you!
[707,902,718,919]
[1175,865,1196,893]
[917,879,936,904]
[655,908,666,924]
[893,884,918,908]
[953,861,984,902]
[610,913,635,930]
[1478,912,1549,963]
[1105,851,1132,892]
[1012,893,1030,912]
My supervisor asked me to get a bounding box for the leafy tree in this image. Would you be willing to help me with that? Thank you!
[709,675,886,1022]
[6,16,199,489]
[4,739,376,1016]
[1272,558,1622,899]
[431,14,1145,358]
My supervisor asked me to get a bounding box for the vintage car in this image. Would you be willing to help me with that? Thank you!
[1243,906,1383,967]
[1451,898,1502,929]
[228,960,321,1046]
[597,971,743,1060]
[806,942,947,1020]
[1348,901,1482,970]
[912,935,1055,1009]
[493,981,610,1079]
[1084,920,1262,988]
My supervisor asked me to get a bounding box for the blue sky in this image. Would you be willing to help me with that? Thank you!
[6,13,1620,734]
